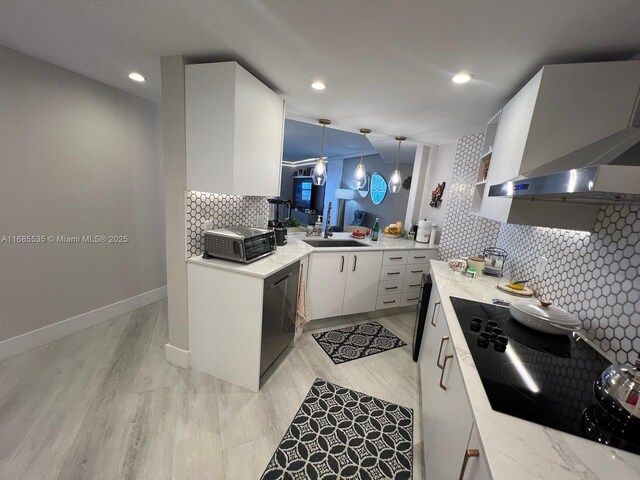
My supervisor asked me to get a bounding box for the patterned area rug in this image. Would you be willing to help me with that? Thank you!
[260,378,413,480]
[312,322,407,364]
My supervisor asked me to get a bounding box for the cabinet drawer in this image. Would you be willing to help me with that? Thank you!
[407,251,431,265]
[376,293,402,310]
[403,276,422,293]
[378,279,403,296]
[382,250,408,266]
[380,265,405,280]
[401,291,421,307]
[405,264,428,277]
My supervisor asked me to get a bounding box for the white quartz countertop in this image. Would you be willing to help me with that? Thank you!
[186,232,438,278]
[429,260,640,480]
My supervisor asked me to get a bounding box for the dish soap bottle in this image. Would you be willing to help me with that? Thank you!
[371,217,380,241]
[314,216,323,236]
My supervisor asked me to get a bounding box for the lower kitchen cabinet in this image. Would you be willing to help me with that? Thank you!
[307,252,348,320]
[419,283,492,479]
[342,251,383,315]
[308,251,383,320]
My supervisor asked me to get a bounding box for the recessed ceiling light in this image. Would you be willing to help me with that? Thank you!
[311,81,326,91]
[452,72,472,84]
[128,72,146,83]
[451,72,472,83]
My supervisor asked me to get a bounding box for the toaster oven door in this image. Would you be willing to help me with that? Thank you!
[244,234,273,261]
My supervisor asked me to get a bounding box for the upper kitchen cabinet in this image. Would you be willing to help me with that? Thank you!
[186,62,285,196]
[478,60,640,231]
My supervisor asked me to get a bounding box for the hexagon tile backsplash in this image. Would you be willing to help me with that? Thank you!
[186,191,269,257]
[440,134,639,365]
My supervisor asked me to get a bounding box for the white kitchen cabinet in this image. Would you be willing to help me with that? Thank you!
[424,319,474,479]
[343,251,383,315]
[479,60,640,230]
[185,61,285,196]
[460,424,492,480]
[418,287,442,454]
[307,252,348,320]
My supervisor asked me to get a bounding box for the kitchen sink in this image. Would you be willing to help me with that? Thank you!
[301,239,370,248]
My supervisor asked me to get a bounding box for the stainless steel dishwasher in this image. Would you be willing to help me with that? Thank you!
[260,261,299,376]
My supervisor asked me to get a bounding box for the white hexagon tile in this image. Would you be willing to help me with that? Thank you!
[439,133,501,260]
[439,133,640,365]
[186,191,269,257]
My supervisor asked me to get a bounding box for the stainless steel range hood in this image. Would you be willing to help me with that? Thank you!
[489,98,640,206]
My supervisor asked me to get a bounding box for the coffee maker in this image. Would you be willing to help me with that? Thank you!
[267,199,291,246]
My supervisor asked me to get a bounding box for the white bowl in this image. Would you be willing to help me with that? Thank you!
[509,300,580,335]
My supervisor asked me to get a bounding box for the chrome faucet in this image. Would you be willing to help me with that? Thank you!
[324,202,333,238]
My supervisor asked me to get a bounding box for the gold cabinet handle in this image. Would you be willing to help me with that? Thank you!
[439,354,453,391]
[436,336,450,369]
[458,449,480,480]
[430,301,441,326]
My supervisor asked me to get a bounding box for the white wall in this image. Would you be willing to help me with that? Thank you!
[0,45,166,344]
[418,143,457,244]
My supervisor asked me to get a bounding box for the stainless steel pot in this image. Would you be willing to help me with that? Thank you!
[594,356,640,422]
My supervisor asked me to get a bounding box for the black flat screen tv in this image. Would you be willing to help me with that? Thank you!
[293,176,324,212]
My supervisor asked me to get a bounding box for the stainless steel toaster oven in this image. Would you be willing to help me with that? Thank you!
[202,226,276,263]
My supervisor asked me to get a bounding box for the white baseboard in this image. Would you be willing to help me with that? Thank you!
[165,343,190,369]
[0,286,167,362]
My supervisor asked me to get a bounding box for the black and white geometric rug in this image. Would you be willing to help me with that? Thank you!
[312,322,407,364]
[260,378,413,480]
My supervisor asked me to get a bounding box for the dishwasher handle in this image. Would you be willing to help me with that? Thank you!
[266,272,293,291]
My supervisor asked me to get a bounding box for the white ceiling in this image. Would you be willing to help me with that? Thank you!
[1,1,639,144]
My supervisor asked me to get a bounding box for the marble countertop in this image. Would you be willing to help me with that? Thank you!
[186,232,439,278]
[429,260,640,480]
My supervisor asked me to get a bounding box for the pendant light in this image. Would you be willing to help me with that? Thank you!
[311,118,331,186]
[352,128,371,190]
[389,136,406,194]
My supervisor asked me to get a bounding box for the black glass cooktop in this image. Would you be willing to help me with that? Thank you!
[451,297,640,455]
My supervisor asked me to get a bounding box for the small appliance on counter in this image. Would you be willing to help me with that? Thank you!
[415,220,432,243]
[267,199,291,246]
[203,226,276,263]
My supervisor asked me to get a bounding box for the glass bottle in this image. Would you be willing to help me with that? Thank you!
[371,217,380,241]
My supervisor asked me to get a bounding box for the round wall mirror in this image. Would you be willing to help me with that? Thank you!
[357,173,371,198]
[370,172,388,205]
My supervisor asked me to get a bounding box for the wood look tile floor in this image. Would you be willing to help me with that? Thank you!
[0,300,424,479]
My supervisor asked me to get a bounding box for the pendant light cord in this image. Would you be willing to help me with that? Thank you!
[319,124,326,161]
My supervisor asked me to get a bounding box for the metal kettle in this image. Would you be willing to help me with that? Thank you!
[594,356,640,423]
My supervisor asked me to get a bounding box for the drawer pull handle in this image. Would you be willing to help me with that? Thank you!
[385,286,398,290]
[436,336,449,369]
[411,269,424,273]
[387,272,401,275]
[383,300,396,304]
[409,283,420,287]
[430,301,441,326]
[389,256,403,260]
[340,255,344,272]
[439,354,453,391]
[407,297,418,301]
[353,255,358,272]
[458,449,480,480]
[413,256,426,259]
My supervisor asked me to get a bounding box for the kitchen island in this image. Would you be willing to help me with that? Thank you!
[424,260,640,480]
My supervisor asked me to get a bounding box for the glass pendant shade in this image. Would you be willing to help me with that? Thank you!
[352,127,371,190]
[312,119,331,186]
[311,157,327,186]
[389,168,402,193]
[352,161,367,189]
[389,135,406,194]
